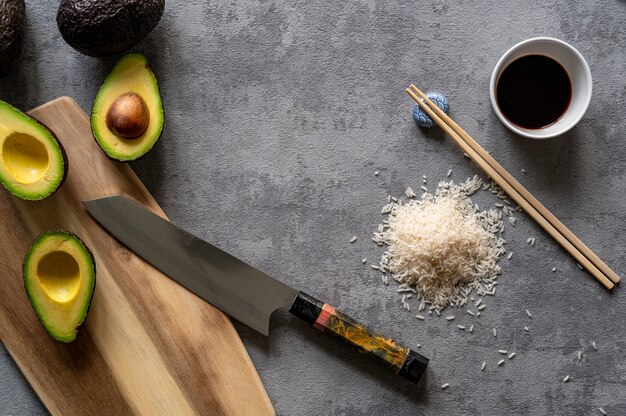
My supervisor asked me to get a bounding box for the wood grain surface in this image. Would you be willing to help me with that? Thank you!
[0,97,275,416]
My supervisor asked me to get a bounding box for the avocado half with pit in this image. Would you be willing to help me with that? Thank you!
[0,100,67,200]
[91,53,163,161]
[23,231,96,343]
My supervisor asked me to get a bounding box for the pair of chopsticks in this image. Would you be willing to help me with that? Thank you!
[406,84,620,289]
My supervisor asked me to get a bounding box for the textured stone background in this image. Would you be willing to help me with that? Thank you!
[1,0,625,415]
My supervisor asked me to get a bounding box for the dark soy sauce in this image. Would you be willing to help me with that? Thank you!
[496,54,572,129]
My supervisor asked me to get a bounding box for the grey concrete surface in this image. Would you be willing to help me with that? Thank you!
[1,0,625,415]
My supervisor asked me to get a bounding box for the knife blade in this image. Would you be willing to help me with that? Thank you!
[84,195,428,383]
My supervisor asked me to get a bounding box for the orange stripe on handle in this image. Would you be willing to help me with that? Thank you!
[313,304,335,331]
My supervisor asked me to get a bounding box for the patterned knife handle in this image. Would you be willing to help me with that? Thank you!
[289,291,428,383]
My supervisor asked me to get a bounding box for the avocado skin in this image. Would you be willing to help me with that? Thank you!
[23,230,96,343]
[0,0,25,76]
[56,0,165,57]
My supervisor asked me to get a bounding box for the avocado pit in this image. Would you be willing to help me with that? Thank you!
[105,92,150,139]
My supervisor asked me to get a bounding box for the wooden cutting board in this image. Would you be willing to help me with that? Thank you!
[0,97,275,416]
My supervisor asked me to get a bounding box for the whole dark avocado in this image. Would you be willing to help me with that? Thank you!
[0,0,25,76]
[56,0,165,57]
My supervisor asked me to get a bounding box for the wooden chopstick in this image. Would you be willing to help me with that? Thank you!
[406,84,619,289]
[409,84,621,286]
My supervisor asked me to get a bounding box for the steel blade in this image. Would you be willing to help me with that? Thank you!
[83,195,298,336]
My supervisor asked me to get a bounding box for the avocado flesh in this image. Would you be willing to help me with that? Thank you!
[91,53,164,161]
[0,0,25,76]
[23,231,96,343]
[0,100,67,200]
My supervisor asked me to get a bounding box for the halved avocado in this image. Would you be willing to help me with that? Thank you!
[91,53,163,161]
[23,230,96,343]
[0,100,67,200]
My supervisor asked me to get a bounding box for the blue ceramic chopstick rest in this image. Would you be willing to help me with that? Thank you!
[412,92,450,128]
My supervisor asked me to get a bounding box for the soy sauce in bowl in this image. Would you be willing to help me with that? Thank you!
[496,55,572,129]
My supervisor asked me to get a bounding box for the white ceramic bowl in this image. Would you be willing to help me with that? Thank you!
[489,37,592,139]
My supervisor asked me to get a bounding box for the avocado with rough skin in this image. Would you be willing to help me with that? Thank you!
[23,231,96,343]
[91,53,164,161]
[56,0,165,57]
[0,0,25,76]
[0,100,68,200]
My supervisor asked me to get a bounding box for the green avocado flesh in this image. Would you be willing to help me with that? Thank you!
[91,53,164,161]
[23,231,96,343]
[0,100,67,200]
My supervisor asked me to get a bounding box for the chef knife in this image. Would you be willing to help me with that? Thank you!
[83,195,428,383]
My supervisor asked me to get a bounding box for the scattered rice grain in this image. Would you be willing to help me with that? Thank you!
[446,316,455,321]
[498,359,505,366]
[350,236,357,243]
[525,309,532,318]
[441,383,449,390]
[481,361,486,371]
[508,352,516,359]
[563,375,570,383]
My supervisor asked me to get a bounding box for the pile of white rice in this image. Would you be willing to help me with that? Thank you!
[373,176,506,311]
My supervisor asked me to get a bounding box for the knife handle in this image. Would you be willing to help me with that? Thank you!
[288,291,428,383]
